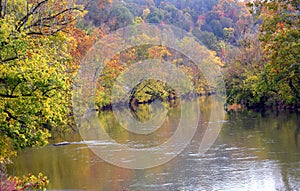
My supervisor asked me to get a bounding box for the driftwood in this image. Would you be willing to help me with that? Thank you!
[52,141,71,146]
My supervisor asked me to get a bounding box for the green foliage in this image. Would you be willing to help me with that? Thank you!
[226,0,300,109]
[224,32,264,107]
[257,0,300,106]
[109,5,134,30]
[130,79,173,103]
[146,9,164,23]
[192,29,221,52]
[0,0,83,162]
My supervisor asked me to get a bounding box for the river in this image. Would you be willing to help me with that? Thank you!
[8,97,300,190]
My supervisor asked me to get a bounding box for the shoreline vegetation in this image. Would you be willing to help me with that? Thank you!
[99,92,300,113]
[0,0,299,190]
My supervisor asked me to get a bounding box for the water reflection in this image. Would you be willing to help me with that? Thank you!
[8,97,300,190]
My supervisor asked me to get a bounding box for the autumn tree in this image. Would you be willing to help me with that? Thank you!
[0,0,84,162]
[224,32,263,107]
[199,0,253,44]
[247,0,300,108]
[225,0,299,109]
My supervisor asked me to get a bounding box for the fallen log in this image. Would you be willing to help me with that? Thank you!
[52,141,71,146]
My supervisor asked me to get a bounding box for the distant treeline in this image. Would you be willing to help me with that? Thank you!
[82,0,299,110]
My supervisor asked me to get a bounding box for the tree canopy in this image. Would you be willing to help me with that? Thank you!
[0,0,85,162]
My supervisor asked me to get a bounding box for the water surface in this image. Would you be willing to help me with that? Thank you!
[8,98,300,190]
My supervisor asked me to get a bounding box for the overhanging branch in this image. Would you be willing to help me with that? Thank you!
[16,0,49,32]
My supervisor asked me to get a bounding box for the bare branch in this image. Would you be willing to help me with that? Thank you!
[16,0,49,32]
[24,7,83,31]
[26,18,76,36]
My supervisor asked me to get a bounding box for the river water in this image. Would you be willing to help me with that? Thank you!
[8,97,300,190]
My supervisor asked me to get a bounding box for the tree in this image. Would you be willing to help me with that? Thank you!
[146,8,164,23]
[201,0,253,44]
[108,5,134,30]
[192,29,221,52]
[224,32,263,107]
[0,0,84,162]
[248,0,300,107]
[225,0,299,109]
[81,0,112,28]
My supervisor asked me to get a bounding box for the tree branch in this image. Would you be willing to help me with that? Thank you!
[24,7,83,31]
[0,56,18,63]
[3,109,25,125]
[42,86,59,96]
[0,93,35,98]
[26,18,76,36]
[16,0,49,32]
[27,26,66,36]
[0,93,18,98]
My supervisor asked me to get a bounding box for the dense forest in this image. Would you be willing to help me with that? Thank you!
[0,0,299,189]
[81,0,299,109]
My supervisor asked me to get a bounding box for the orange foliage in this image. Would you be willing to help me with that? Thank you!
[71,28,105,64]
